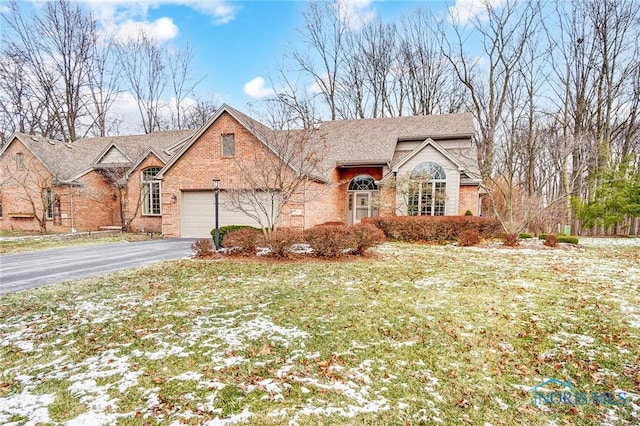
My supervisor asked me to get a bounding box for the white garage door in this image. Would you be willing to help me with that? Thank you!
[181,190,271,238]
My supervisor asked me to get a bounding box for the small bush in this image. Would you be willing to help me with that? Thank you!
[191,239,214,257]
[316,221,348,227]
[262,228,303,258]
[213,225,261,247]
[223,228,261,255]
[558,235,579,245]
[458,229,480,247]
[519,232,533,239]
[538,234,547,240]
[304,225,356,257]
[351,223,386,255]
[464,210,473,216]
[544,234,559,247]
[502,233,519,247]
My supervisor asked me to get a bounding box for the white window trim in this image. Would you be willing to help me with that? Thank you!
[142,168,162,216]
[45,188,54,220]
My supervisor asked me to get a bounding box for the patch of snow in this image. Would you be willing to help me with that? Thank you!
[0,392,54,425]
[174,372,203,381]
[201,407,252,425]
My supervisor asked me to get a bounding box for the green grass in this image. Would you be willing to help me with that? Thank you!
[0,232,155,254]
[1,239,639,425]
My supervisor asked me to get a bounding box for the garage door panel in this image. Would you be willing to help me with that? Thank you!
[181,191,270,238]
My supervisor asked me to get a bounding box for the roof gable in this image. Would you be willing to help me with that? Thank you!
[392,138,467,173]
[156,104,316,180]
[313,112,476,179]
[96,145,131,165]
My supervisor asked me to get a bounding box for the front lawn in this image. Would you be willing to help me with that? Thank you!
[1,238,639,425]
[0,233,155,255]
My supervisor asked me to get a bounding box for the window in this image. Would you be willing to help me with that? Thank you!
[0,195,3,218]
[16,152,25,170]
[142,167,161,216]
[222,133,235,157]
[348,175,378,191]
[408,162,446,216]
[45,188,54,219]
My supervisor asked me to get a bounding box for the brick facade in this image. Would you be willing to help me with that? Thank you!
[1,106,481,236]
[458,185,480,216]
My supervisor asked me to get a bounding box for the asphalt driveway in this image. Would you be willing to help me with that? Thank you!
[0,239,196,294]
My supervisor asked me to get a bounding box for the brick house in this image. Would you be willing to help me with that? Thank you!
[0,104,481,237]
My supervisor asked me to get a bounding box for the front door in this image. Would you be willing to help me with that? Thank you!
[347,191,378,224]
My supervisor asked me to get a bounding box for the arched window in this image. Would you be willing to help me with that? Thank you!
[348,175,378,191]
[142,167,162,215]
[408,162,446,216]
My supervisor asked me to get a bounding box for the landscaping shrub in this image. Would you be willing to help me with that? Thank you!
[316,221,348,227]
[351,223,386,255]
[464,210,473,216]
[222,228,261,255]
[457,229,480,247]
[501,233,519,247]
[212,225,261,247]
[544,234,559,247]
[261,228,303,258]
[519,232,533,239]
[191,239,214,257]
[558,235,579,245]
[364,216,501,243]
[304,225,356,257]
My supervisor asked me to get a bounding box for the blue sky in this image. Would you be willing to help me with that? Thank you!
[75,0,469,109]
[3,0,489,131]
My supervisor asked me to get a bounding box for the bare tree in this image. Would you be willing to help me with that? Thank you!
[90,167,143,231]
[181,97,218,130]
[116,31,167,134]
[1,0,97,142]
[440,0,542,179]
[165,44,203,130]
[292,0,349,121]
[546,0,640,232]
[86,35,121,137]
[399,8,468,116]
[356,19,399,118]
[0,52,53,143]
[1,153,59,233]
[226,101,328,232]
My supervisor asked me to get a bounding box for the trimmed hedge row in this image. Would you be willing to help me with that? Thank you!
[539,234,579,245]
[212,225,261,246]
[363,216,502,243]
[221,223,386,258]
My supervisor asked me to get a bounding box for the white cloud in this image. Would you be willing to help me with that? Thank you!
[449,0,505,24]
[243,77,275,99]
[336,0,376,30]
[80,0,236,24]
[78,0,237,43]
[110,17,179,42]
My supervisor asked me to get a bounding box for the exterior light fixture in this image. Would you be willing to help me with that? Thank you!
[213,178,220,250]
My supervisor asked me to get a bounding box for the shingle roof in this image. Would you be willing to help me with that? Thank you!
[9,130,194,182]
[5,108,478,184]
[312,112,476,178]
